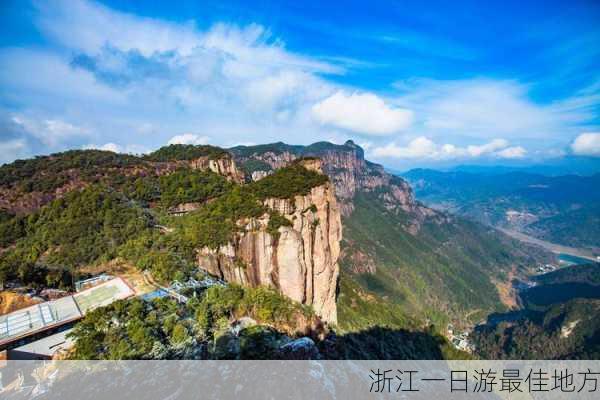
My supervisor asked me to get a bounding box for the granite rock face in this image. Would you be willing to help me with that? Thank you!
[196,161,342,324]
[232,140,433,223]
[188,155,245,183]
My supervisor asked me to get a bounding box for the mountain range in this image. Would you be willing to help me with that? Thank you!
[0,140,558,359]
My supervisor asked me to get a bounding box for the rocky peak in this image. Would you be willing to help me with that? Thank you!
[196,178,342,324]
[231,141,430,222]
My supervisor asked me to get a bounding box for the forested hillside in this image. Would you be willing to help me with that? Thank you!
[473,264,600,359]
[0,150,329,288]
[1,145,469,359]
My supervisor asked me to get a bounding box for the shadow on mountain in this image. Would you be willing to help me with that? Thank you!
[328,326,447,360]
[216,325,452,360]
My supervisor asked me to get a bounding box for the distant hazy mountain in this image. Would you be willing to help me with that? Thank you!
[402,168,600,250]
[391,156,600,177]
[450,156,600,177]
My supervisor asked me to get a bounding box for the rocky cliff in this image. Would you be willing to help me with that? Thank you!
[187,154,245,183]
[196,160,342,324]
[230,140,434,224]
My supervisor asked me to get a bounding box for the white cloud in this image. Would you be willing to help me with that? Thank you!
[312,91,413,135]
[84,142,121,153]
[371,137,525,160]
[0,139,29,164]
[571,132,600,156]
[372,137,437,158]
[83,142,149,154]
[35,0,200,57]
[0,0,350,165]
[496,146,527,159]
[11,115,90,146]
[167,134,210,145]
[467,139,509,157]
[393,78,595,141]
[0,0,594,168]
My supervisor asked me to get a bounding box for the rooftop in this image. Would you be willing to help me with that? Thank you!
[0,277,134,348]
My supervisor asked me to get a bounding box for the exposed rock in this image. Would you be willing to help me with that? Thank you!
[343,248,377,274]
[250,170,271,181]
[277,337,320,360]
[167,202,201,215]
[188,155,245,183]
[197,176,341,324]
[244,151,297,171]
[232,140,441,231]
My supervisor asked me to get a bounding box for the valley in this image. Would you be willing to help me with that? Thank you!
[403,168,600,255]
[499,228,598,262]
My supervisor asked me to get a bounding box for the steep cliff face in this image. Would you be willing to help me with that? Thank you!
[196,161,342,324]
[188,155,245,183]
[231,140,433,223]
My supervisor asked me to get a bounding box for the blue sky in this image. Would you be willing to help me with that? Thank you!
[1,0,599,169]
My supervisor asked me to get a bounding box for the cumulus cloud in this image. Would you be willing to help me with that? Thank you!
[393,78,596,141]
[0,139,29,164]
[84,142,121,153]
[11,115,90,146]
[83,142,149,154]
[372,137,437,159]
[0,0,349,164]
[167,134,210,145]
[467,139,509,157]
[312,91,413,135]
[496,146,527,159]
[571,132,600,156]
[0,0,595,167]
[372,137,525,160]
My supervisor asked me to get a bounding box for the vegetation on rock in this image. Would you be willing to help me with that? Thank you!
[68,284,317,360]
[144,144,229,162]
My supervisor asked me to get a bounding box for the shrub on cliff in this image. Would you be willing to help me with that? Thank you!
[158,169,232,208]
[68,284,317,360]
[250,164,328,200]
[144,144,229,162]
[196,285,315,336]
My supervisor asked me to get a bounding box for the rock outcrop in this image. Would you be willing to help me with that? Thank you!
[231,140,436,227]
[196,161,342,324]
[188,155,245,183]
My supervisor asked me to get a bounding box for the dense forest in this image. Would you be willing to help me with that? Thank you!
[69,284,318,360]
[340,190,546,325]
